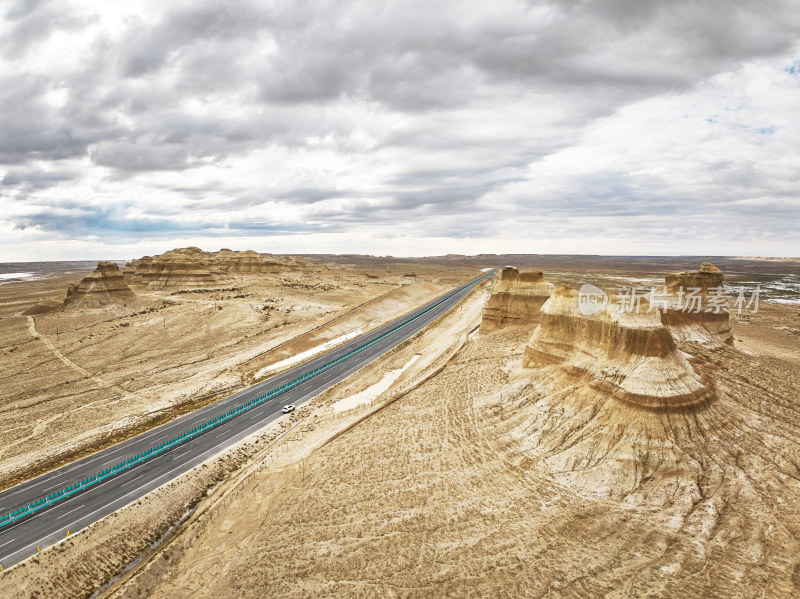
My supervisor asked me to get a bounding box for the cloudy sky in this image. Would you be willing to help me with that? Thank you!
[1,0,799,261]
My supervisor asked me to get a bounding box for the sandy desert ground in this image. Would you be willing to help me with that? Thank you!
[0,259,473,490]
[100,278,800,598]
[0,255,798,598]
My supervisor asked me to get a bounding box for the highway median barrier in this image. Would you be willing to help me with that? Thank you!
[0,270,494,530]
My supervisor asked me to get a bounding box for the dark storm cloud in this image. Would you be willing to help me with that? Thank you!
[84,108,263,171]
[254,0,800,111]
[88,141,205,171]
[1,167,76,189]
[118,0,270,77]
[83,107,302,172]
[0,75,87,163]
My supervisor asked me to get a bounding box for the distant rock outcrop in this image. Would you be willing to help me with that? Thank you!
[123,247,305,289]
[214,249,305,273]
[661,262,732,344]
[62,262,136,309]
[123,247,220,290]
[523,284,714,409]
[665,262,724,292]
[480,267,554,331]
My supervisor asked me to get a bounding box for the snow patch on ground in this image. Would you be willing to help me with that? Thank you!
[255,329,364,378]
[332,354,421,413]
[0,272,35,281]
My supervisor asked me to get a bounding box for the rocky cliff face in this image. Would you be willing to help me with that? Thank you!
[480,267,554,331]
[523,284,714,409]
[123,247,305,289]
[123,247,220,290]
[665,261,724,291]
[661,262,733,344]
[62,262,136,308]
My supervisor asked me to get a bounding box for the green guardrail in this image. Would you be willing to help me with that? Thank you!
[0,271,493,530]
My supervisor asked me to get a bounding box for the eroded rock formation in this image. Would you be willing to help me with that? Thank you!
[62,262,136,309]
[123,247,305,289]
[523,284,714,409]
[480,266,554,331]
[665,261,724,291]
[123,247,220,290]
[214,249,306,273]
[661,262,733,344]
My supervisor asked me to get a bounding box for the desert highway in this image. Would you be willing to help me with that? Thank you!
[0,269,495,567]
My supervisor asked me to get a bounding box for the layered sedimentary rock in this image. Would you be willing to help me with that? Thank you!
[62,262,136,309]
[214,249,306,273]
[123,247,220,290]
[661,262,733,344]
[480,267,554,331]
[665,261,724,291]
[123,247,305,289]
[523,284,714,409]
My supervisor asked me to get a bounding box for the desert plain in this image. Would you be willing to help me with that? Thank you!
[0,251,798,598]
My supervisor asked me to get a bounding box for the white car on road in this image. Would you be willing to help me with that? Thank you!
[281,404,295,413]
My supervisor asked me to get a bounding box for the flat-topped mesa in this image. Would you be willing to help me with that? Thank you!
[480,266,555,331]
[122,247,306,289]
[661,262,732,344]
[665,262,724,292]
[212,249,305,273]
[62,261,136,309]
[123,247,221,290]
[523,284,715,410]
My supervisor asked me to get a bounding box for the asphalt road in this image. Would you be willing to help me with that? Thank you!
[0,269,494,567]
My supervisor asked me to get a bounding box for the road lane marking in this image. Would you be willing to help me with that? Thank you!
[15,477,51,490]
[1,278,482,563]
[57,504,85,520]
[59,456,221,537]
[121,475,144,487]
[0,337,414,558]
[0,378,296,505]
[0,537,16,550]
